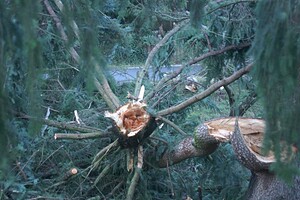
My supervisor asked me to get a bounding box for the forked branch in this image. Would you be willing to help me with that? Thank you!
[134,19,189,96]
[145,43,251,101]
[157,63,253,116]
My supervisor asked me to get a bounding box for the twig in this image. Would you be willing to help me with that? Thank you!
[127,148,134,172]
[19,113,102,133]
[41,107,51,136]
[156,117,187,135]
[106,181,124,199]
[150,80,181,108]
[127,92,138,101]
[134,19,189,96]
[204,32,212,51]
[137,145,143,169]
[166,160,175,197]
[206,0,257,16]
[91,139,119,170]
[43,0,80,63]
[92,164,111,187]
[145,43,251,102]
[126,168,141,200]
[15,161,27,181]
[36,145,64,171]
[74,110,82,124]
[157,63,253,116]
[54,131,110,140]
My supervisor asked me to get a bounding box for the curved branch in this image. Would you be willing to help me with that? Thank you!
[145,43,251,102]
[155,137,218,168]
[134,19,189,96]
[157,63,253,116]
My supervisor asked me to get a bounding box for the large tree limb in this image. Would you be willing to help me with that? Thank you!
[134,19,189,96]
[145,42,251,102]
[151,117,271,169]
[155,137,218,168]
[156,63,253,116]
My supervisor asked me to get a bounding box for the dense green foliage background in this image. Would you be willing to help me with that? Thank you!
[0,0,299,199]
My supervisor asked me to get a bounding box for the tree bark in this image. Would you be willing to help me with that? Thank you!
[246,171,300,200]
[157,64,253,116]
[151,117,300,199]
[134,19,189,96]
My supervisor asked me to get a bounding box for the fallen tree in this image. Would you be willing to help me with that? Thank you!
[150,117,300,200]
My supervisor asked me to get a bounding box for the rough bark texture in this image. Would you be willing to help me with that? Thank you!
[246,171,300,200]
[231,120,273,171]
[157,137,218,168]
[230,119,300,199]
[155,117,300,199]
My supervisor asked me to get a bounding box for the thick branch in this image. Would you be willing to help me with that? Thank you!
[44,0,120,111]
[43,0,80,63]
[145,43,251,102]
[154,137,218,168]
[157,63,253,116]
[134,19,189,96]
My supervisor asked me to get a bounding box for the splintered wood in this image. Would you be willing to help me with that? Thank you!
[204,118,274,160]
[105,101,150,137]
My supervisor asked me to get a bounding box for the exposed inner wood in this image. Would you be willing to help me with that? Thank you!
[204,118,275,162]
[105,102,150,137]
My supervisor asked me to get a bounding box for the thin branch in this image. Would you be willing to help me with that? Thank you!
[106,181,124,199]
[54,131,111,140]
[134,19,189,96]
[150,80,181,108]
[145,43,251,102]
[44,0,120,111]
[224,85,235,107]
[157,63,253,116]
[157,117,187,136]
[188,43,250,65]
[126,168,141,200]
[206,0,257,16]
[19,113,102,133]
[43,0,80,63]
[237,91,257,116]
[126,145,144,200]
[91,139,120,170]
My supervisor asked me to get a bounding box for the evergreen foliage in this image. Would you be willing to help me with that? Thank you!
[2,0,296,199]
[251,0,300,178]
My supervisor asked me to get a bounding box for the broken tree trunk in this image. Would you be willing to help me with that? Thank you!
[155,117,300,199]
[105,100,157,148]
